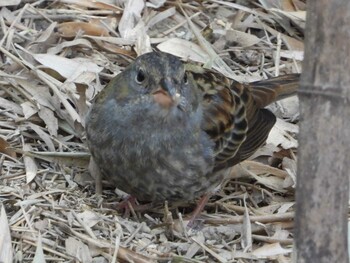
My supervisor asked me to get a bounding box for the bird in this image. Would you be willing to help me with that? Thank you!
[85,51,299,207]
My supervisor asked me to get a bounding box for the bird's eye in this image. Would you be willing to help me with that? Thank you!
[183,73,188,84]
[136,69,146,84]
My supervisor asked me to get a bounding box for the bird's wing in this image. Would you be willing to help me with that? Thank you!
[188,65,299,172]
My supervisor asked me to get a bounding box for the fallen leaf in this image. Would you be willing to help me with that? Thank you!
[20,101,38,119]
[241,201,252,252]
[0,97,23,115]
[27,123,55,152]
[77,211,100,228]
[146,0,166,8]
[59,0,121,11]
[16,79,57,111]
[282,157,297,188]
[57,21,110,38]
[185,232,204,258]
[33,233,46,263]
[33,54,103,82]
[23,144,38,183]
[38,107,58,137]
[0,137,16,158]
[252,243,291,258]
[118,0,144,39]
[47,39,93,55]
[242,161,288,179]
[18,150,90,168]
[65,237,92,263]
[35,22,57,43]
[0,206,13,263]
[250,173,287,193]
[158,38,209,64]
[266,118,298,149]
[242,164,287,193]
[277,202,294,214]
[226,29,261,47]
[0,0,20,6]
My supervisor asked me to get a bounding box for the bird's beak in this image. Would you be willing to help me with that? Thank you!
[152,78,181,108]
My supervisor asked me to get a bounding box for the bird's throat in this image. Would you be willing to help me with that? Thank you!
[152,89,173,108]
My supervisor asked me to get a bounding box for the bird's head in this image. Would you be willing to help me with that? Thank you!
[98,52,201,123]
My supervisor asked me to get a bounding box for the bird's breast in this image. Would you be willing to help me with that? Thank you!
[91,118,217,201]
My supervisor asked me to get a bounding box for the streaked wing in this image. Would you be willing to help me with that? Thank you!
[248,74,300,108]
[188,64,299,172]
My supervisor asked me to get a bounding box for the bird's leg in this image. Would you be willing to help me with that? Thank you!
[116,196,152,218]
[187,193,211,228]
[89,157,102,196]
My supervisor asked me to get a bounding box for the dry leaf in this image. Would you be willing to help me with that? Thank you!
[241,202,252,252]
[185,232,204,258]
[38,107,58,137]
[226,29,261,47]
[47,39,93,55]
[35,22,57,43]
[282,157,297,188]
[255,204,282,215]
[0,137,16,158]
[0,206,13,263]
[258,0,282,9]
[57,21,110,38]
[266,118,298,149]
[0,0,20,6]
[268,96,299,120]
[77,211,101,228]
[252,243,292,258]
[94,40,136,56]
[59,0,121,11]
[277,203,294,214]
[16,79,57,111]
[23,144,38,183]
[146,7,176,29]
[242,161,288,179]
[279,50,304,61]
[281,0,297,11]
[20,101,38,119]
[272,9,306,21]
[134,24,152,55]
[146,0,166,8]
[257,176,287,193]
[291,0,306,10]
[158,38,209,63]
[118,0,144,39]
[19,150,90,168]
[65,237,92,263]
[0,97,23,115]
[33,233,46,263]
[33,54,103,82]
[246,168,287,193]
[27,123,55,152]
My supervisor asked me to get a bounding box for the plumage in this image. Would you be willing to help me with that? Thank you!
[85,51,299,203]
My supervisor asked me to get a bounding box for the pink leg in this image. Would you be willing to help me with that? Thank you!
[116,196,152,217]
[187,194,211,227]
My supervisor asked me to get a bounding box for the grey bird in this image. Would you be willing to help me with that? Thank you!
[85,51,299,206]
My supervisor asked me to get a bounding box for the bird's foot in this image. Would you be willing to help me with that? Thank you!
[116,196,152,218]
[186,194,211,229]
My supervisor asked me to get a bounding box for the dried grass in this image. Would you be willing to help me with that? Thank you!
[0,0,304,262]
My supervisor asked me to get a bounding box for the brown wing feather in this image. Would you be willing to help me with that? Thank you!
[189,65,300,172]
[189,67,249,166]
[248,74,300,108]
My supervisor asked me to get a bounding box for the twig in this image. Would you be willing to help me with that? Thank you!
[204,212,294,225]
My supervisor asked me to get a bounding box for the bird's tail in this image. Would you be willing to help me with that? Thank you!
[248,73,300,108]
